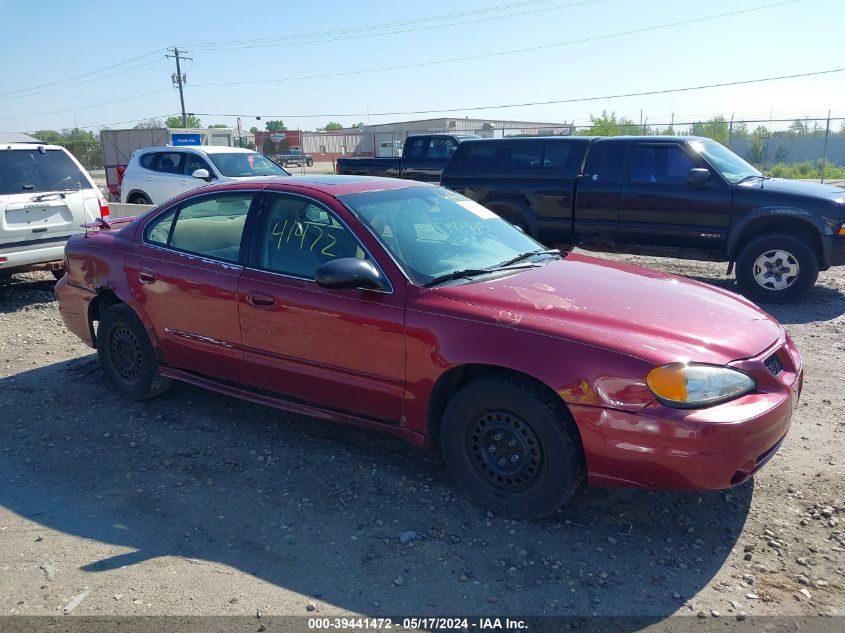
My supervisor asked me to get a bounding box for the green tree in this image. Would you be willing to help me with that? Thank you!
[265,120,287,132]
[32,130,64,143]
[208,123,228,128]
[165,115,202,128]
[245,141,256,150]
[731,122,749,141]
[134,118,163,129]
[773,144,788,164]
[577,111,639,136]
[690,116,729,145]
[249,126,259,134]
[746,138,766,166]
[262,137,276,155]
[322,122,343,130]
[353,121,366,129]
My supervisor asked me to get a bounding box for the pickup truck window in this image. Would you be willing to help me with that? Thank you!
[629,144,697,183]
[689,140,761,184]
[584,142,623,182]
[430,138,458,159]
[453,141,578,177]
[406,138,426,159]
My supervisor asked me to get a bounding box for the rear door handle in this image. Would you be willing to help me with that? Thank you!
[138,269,157,284]
[248,292,276,308]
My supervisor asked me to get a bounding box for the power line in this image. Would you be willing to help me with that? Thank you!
[190,67,845,119]
[0,89,173,121]
[190,1,798,89]
[188,0,561,49]
[0,48,166,98]
[0,58,166,103]
[193,0,601,52]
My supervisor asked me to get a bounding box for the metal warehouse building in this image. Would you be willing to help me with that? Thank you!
[302,117,574,161]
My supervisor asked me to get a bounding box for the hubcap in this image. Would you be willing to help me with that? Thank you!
[110,325,143,381]
[469,411,542,492]
[753,249,799,291]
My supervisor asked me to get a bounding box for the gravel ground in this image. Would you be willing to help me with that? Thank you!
[0,253,843,623]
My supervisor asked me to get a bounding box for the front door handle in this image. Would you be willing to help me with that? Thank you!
[248,292,276,308]
[138,269,157,284]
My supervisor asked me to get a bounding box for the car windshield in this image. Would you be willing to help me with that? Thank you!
[340,186,549,286]
[0,148,92,195]
[690,140,761,184]
[208,152,289,177]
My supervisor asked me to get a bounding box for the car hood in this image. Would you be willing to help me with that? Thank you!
[432,254,783,365]
[739,177,845,201]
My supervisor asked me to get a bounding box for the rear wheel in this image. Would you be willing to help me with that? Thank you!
[129,193,152,205]
[97,304,171,400]
[306,158,314,167]
[735,233,818,304]
[440,373,585,519]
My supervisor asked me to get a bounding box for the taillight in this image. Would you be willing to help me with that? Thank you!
[99,197,110,218]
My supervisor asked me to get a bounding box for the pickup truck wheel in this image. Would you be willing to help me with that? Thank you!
[440,373,585,519]
[736,233,818,304]
[129,193,152,205]
[306,158,313,167]
[97,304,171,400]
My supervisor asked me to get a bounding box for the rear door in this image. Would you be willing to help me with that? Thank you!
[617,142,732,248]
[126,189,259,379]
[573,139,627,245]
[0,147,101,248]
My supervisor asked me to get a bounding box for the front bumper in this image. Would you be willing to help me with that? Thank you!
[828,233,845,266]
[573,337,803,491]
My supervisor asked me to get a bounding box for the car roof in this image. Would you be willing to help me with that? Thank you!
[191,175,436,197]
[1,142,69,151]
[137,145,257,154]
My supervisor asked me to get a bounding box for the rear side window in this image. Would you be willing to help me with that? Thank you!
[139,153,156,169]
[154,152,184,174]
[144,192,254,262]
[452,141,580,177]
[457,144,498,172]
[0,148,91,195]
[405,138,426,159]
[584,142,624,183]
[629,144,697,183]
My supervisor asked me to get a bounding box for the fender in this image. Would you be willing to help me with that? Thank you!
[728,206,832,265]
[481,196,539,237]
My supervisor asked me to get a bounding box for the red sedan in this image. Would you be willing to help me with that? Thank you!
[56,177,802,519]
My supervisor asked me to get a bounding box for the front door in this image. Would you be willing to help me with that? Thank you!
[126,190,258,379]
[237,192,406,422]
[617,142,732,249]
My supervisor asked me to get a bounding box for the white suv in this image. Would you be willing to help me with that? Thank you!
[120,146,290,205]
[1,140,108,279]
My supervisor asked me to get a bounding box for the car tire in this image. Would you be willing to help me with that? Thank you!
[306,158,313,167]
[129,193,152,205]
[735,233,818,304]
[97,304,171,400]
[440,372,585,519]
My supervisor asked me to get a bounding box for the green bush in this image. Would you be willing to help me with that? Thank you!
[767,160,845,180]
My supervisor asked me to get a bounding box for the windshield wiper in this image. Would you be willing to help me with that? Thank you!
[736,174,768,185]
[423,264,538,288]
[494,249,562,268]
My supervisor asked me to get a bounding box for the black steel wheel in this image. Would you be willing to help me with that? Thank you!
[97,304,171,400]
[441,372,585,519]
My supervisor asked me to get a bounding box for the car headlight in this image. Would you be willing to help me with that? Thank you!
[646,363,756,409]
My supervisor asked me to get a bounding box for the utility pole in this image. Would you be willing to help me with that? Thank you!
[166,46,192,127]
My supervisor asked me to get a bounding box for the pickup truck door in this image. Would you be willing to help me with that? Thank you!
[617,142,732,249]
[404,136,457,182]
[573,140,626,246]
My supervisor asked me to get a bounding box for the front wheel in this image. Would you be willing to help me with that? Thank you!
[440,373,585,519]
[306,158,314,167]
[735,233,818,304]
[97,304,171,400]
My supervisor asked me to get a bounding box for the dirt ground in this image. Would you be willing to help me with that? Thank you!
[0,252,843,623]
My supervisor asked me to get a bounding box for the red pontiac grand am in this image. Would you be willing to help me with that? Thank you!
[56,176,803,519]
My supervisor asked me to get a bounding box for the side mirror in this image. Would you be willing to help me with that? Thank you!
[315,258,387,291]
[192,168,212,182]
[687,168,711,186]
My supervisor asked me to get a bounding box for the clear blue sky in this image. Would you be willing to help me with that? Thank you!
[1,0,843,134]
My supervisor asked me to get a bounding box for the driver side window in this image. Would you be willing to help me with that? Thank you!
[258,194,367,279]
